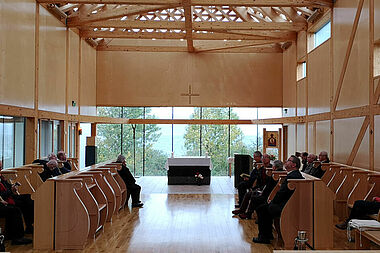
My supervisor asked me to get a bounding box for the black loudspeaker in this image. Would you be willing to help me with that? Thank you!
[85,146,97,167]
[234,154,253,188]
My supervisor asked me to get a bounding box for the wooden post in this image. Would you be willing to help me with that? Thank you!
[25,118,38,164]
[263,128,267,154]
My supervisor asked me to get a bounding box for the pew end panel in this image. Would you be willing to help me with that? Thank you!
[24,164,44,190]
[55,179,90,250]
[347,171,373,208]
[334,167,356,220]
[32,180,55,250]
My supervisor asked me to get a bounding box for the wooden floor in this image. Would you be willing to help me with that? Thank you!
[6,176,379,252]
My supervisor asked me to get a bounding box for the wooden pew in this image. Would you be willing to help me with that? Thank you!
[326,165,345,191]
[333,167,356,220]
[67,157,79,171]
[321,164,341,185]
[23,164,44,190]
[280,173,335,250]
[1,168,35,194]
[104,163,128,208]
[347,170,374,208]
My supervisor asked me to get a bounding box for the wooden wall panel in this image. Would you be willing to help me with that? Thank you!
[334,0,369,111]
[97,52,283,107]
[297,31,307,61]
[375,115,380,171]
[334,117,365,164]
[353,128,369,169]
[287,124,296,158]
[375,0,380,42]
[308,122,315,154]
[38,7,66,113]
[297,123,306,152]
[316,120,330,155]
[67,30,79,115]
[0,0,35,109]
[80,42,97,116]
[283,43,297,117]
[308,41,331,115]
[297,79,307,116]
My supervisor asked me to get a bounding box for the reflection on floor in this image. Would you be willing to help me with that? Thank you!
[7,176,379,252]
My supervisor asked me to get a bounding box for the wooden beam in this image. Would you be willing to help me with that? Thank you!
[195,40,283,53]
[183,0,194,52]
[68,5,177,25]
[307,112,331,122]
[37,0,333,7]
[0,104,37,118]
[346,116,370,165]
[332,106,370,119]
[332,0,365,111]
[96,44,283,52]
[78,20,306,31]
[80,30,294,41]
[374,77,380,104]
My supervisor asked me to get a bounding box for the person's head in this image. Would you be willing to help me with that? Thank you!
[295,152,301,157]
[57,151,67,161]
[262,154,270,165]
[301,152,308,162]
[47,160,58,171]
[273,160,283,171]
[116,155,126,165]
[307,154,317,164]
[285,155,301,172]
[253,151,263,163]
[48,153,57,161]
[319,151,329,162]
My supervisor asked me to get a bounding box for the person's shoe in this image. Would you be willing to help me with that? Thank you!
[25,226,33,234]
[239,213,251,219]
[232,209,242,215]
[12,237,32,245]
[335,222,347,230]
[132,203,144,208]
[252,237,270,244]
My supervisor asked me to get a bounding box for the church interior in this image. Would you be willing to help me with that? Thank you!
[1,0,380,252]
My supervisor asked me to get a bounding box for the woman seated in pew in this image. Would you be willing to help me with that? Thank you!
[336,197,380,230]
[39,160,69,182]
[232,160,284,220]
[252,155,304,244]
[116,155,143,208]
[57,151,71,172]
[0,161,34,235]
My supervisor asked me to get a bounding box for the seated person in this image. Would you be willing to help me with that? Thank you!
[236,151,264,208]
[253,155,304,244]
[33,152,58,171]
[57,151,71,172]
[0,161,34,234]
[233,160,284,219]
[302,154,317,174]
[309,151,330,178]
[0,196,32,245]
[336,197,380,230]
[39,160,66,182]
[116,155,143,208]
[300,152,308,172]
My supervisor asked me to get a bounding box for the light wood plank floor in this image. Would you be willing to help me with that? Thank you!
[6,176,378,252]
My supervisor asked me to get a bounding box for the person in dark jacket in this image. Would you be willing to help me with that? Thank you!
[57,151,72,172]
[116,155,143,208]
[38,160,64,182]
[309,151,330,178]
[236,151,264,207]
[253,155,304,244]
[233,159,284,219]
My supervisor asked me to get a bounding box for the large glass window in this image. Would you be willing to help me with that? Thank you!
[97,124,121,163]
[80,123,91,168]
[40,120,53,158]
[0,116,25,169]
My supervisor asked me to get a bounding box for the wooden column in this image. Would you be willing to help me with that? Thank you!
[25,118,38,164]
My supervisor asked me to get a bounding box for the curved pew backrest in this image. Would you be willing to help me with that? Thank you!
[267,172,287,203]
[347,170,372,208]
[326,165,344,190]
[280,178,334,250]
[364,174,380,201]
[321,164,340,185]
[81,171,115,222]
[67,158,79,171]
[68,175,102,239]
[54,179,90,250]
[334,167,356,220]
[2,168,35,194]
[24,164,44,190]
[92,167,123,212]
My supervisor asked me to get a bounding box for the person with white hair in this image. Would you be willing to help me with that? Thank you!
[309,151,330,178]
[39,160,63,182]
[116,155,143,208]
[57,151,71,172]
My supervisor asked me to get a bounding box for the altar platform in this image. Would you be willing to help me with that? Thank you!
[165,157,212,185]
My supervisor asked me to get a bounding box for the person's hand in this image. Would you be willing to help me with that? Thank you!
[0,199,7,206]
[243,177,249,181]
